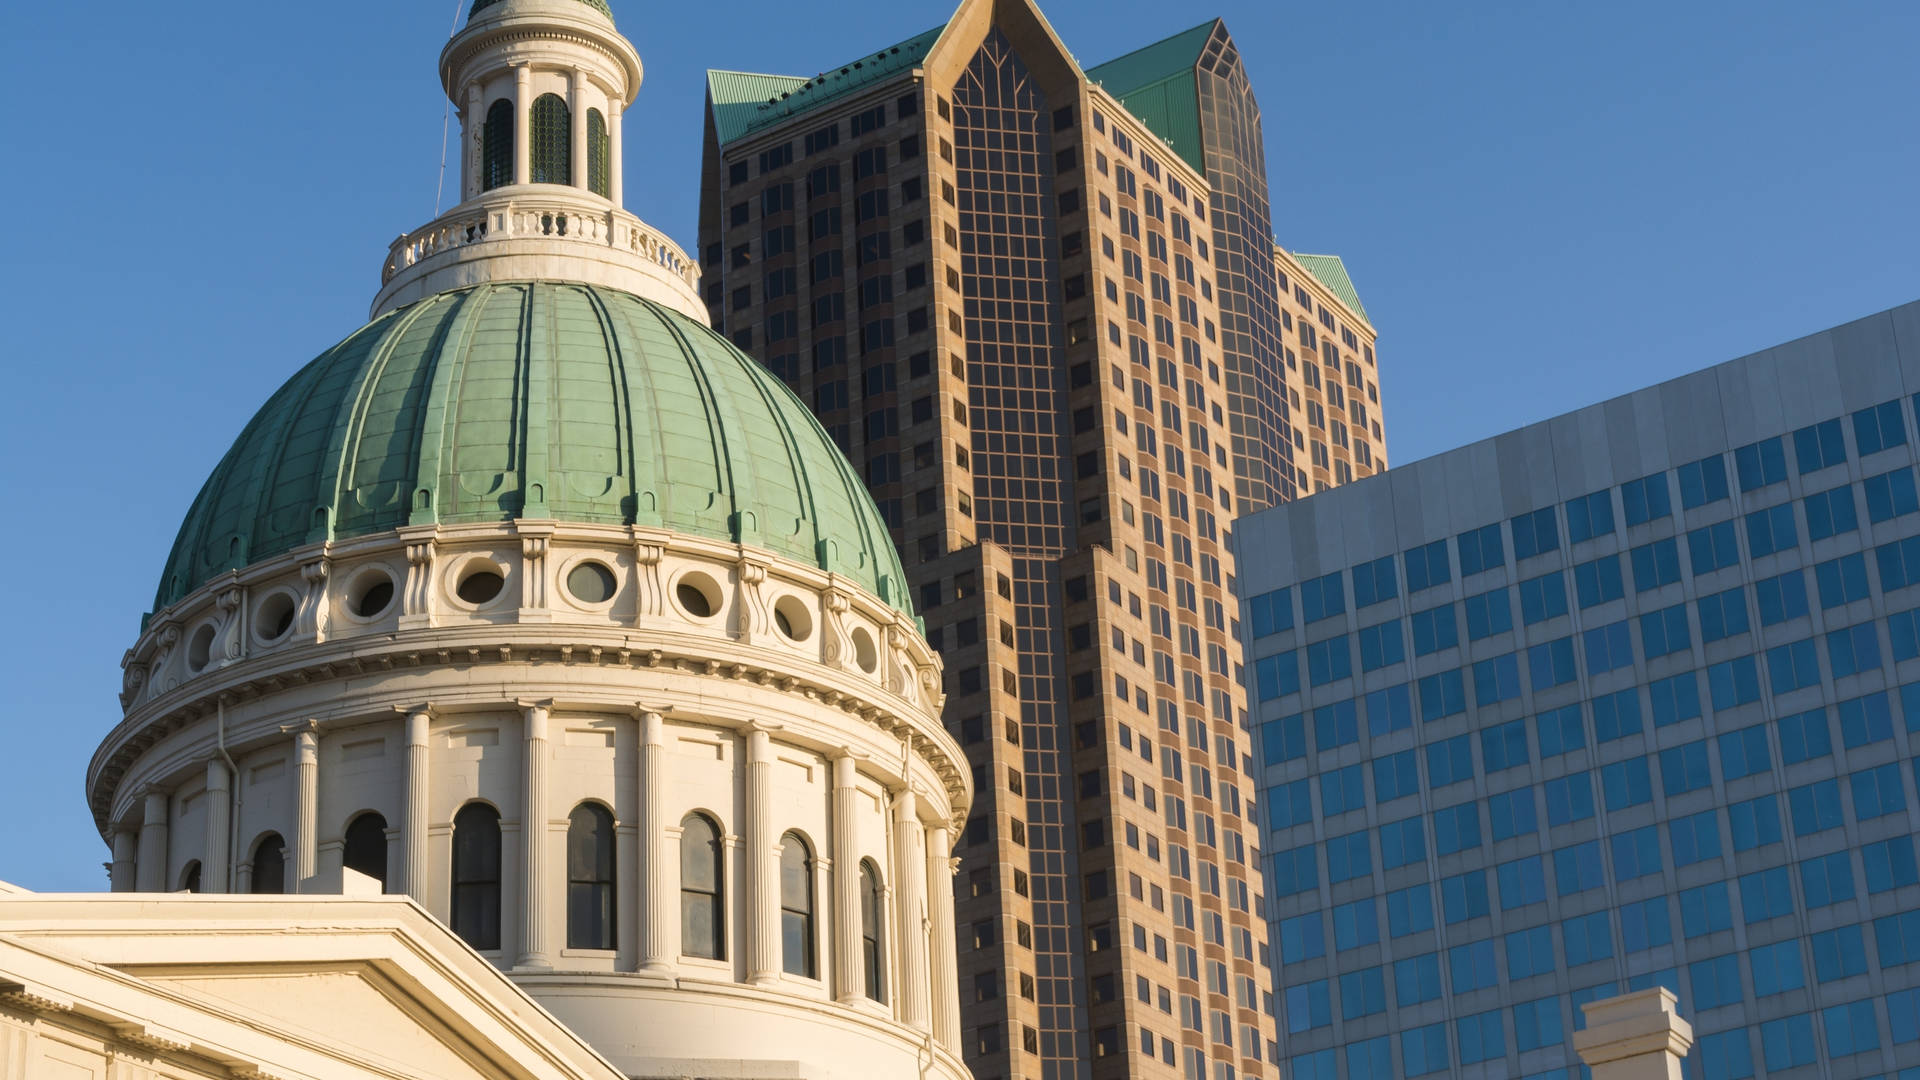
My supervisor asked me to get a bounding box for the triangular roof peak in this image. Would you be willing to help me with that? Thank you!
[0,891,630,1080]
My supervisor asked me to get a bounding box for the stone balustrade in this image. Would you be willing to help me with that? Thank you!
[373,188,706,322]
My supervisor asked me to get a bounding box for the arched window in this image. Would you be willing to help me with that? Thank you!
[859,859,885,1002]
[451,803,502,951]
[567,803,616,950]
[530,94,571,185]
[250,833,286,894]
[679,813,724,959]
[483,99,514,191]
[779,832,816,978]
[343,812,388,891]
[587,109,611,197]
[179,860,202,893]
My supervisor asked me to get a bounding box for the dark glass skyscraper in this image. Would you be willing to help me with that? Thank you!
[1089,22,1297,513]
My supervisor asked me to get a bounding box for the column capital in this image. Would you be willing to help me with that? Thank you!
[516,697,556,712]
[279,717,320,737]
[391,702,436,719]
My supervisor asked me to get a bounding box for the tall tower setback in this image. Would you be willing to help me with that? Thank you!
[700,1,1279,1077]
[91,3,973,1078]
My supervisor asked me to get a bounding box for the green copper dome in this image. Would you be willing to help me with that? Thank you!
[469,0,614,22]
[156,282,908,616]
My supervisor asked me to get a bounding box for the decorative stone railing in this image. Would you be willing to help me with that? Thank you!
[372,187,706,322]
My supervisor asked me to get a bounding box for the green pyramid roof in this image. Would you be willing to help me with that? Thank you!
[1292,252,1372,326]
[707,25,944,146]
[1084,20,1218,174]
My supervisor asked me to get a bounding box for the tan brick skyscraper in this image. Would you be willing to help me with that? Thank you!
[697,1,1330,1076]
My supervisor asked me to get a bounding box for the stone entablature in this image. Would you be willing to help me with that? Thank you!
[102,521,959,832]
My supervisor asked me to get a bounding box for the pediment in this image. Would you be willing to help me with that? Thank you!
[129,963,508,1080]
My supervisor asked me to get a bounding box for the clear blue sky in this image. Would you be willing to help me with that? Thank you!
[2,0,1914,890]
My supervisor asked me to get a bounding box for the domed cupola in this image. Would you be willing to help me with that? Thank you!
[88,4,972,1079]
[376,0,700,320]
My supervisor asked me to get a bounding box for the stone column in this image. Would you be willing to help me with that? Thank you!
[109,830,137,892]
[569,70,588,191]
[520,700,553,969]
[403,708,431,898]
[638,709,675,973]
[465,84,483,200]
[204,759,232,892]
[892,786,930,1030]
[292,723,318,892]
[830,752,862,1002]
[746,725,780,984]
[927,823,960,1050]
[513,65,532,186]
[608,98,624,205]
[1574,987,1695,1080]
[136,789,169,892]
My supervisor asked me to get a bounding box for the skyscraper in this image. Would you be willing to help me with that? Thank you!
[1271,247,1387,492]
[1085,21,1297,513]
[1238,301,1920,1080]
[701,1,1276,1076]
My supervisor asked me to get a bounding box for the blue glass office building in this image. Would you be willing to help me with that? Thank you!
[1235,302,1920,1080]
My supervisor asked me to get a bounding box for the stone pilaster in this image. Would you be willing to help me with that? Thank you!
[513,65,532,186]
[465,84,483,200]
[403,706,432,897]
[638,708,675,973]
[203,758,232,892]
[830,751,861,1002]
[519,699,553,969]
[892,785,929,1030]
[289,721,319,892]
[109,829,137,892]
[746,725,780,984]
[569,69,588,191]
[136,789,169,892]
[927,824,960,1050]
[608,98,624,205]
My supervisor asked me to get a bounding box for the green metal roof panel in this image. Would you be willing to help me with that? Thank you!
[1085,21,1215,174]
[707,25,945,146]
[155,282,913,617]
[707,71,811,146]
[470,0,613,22]
[1086,21,1213,97]
[1291,252,1372,326]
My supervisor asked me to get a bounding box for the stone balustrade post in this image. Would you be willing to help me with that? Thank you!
[1574,987,1694,1080]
